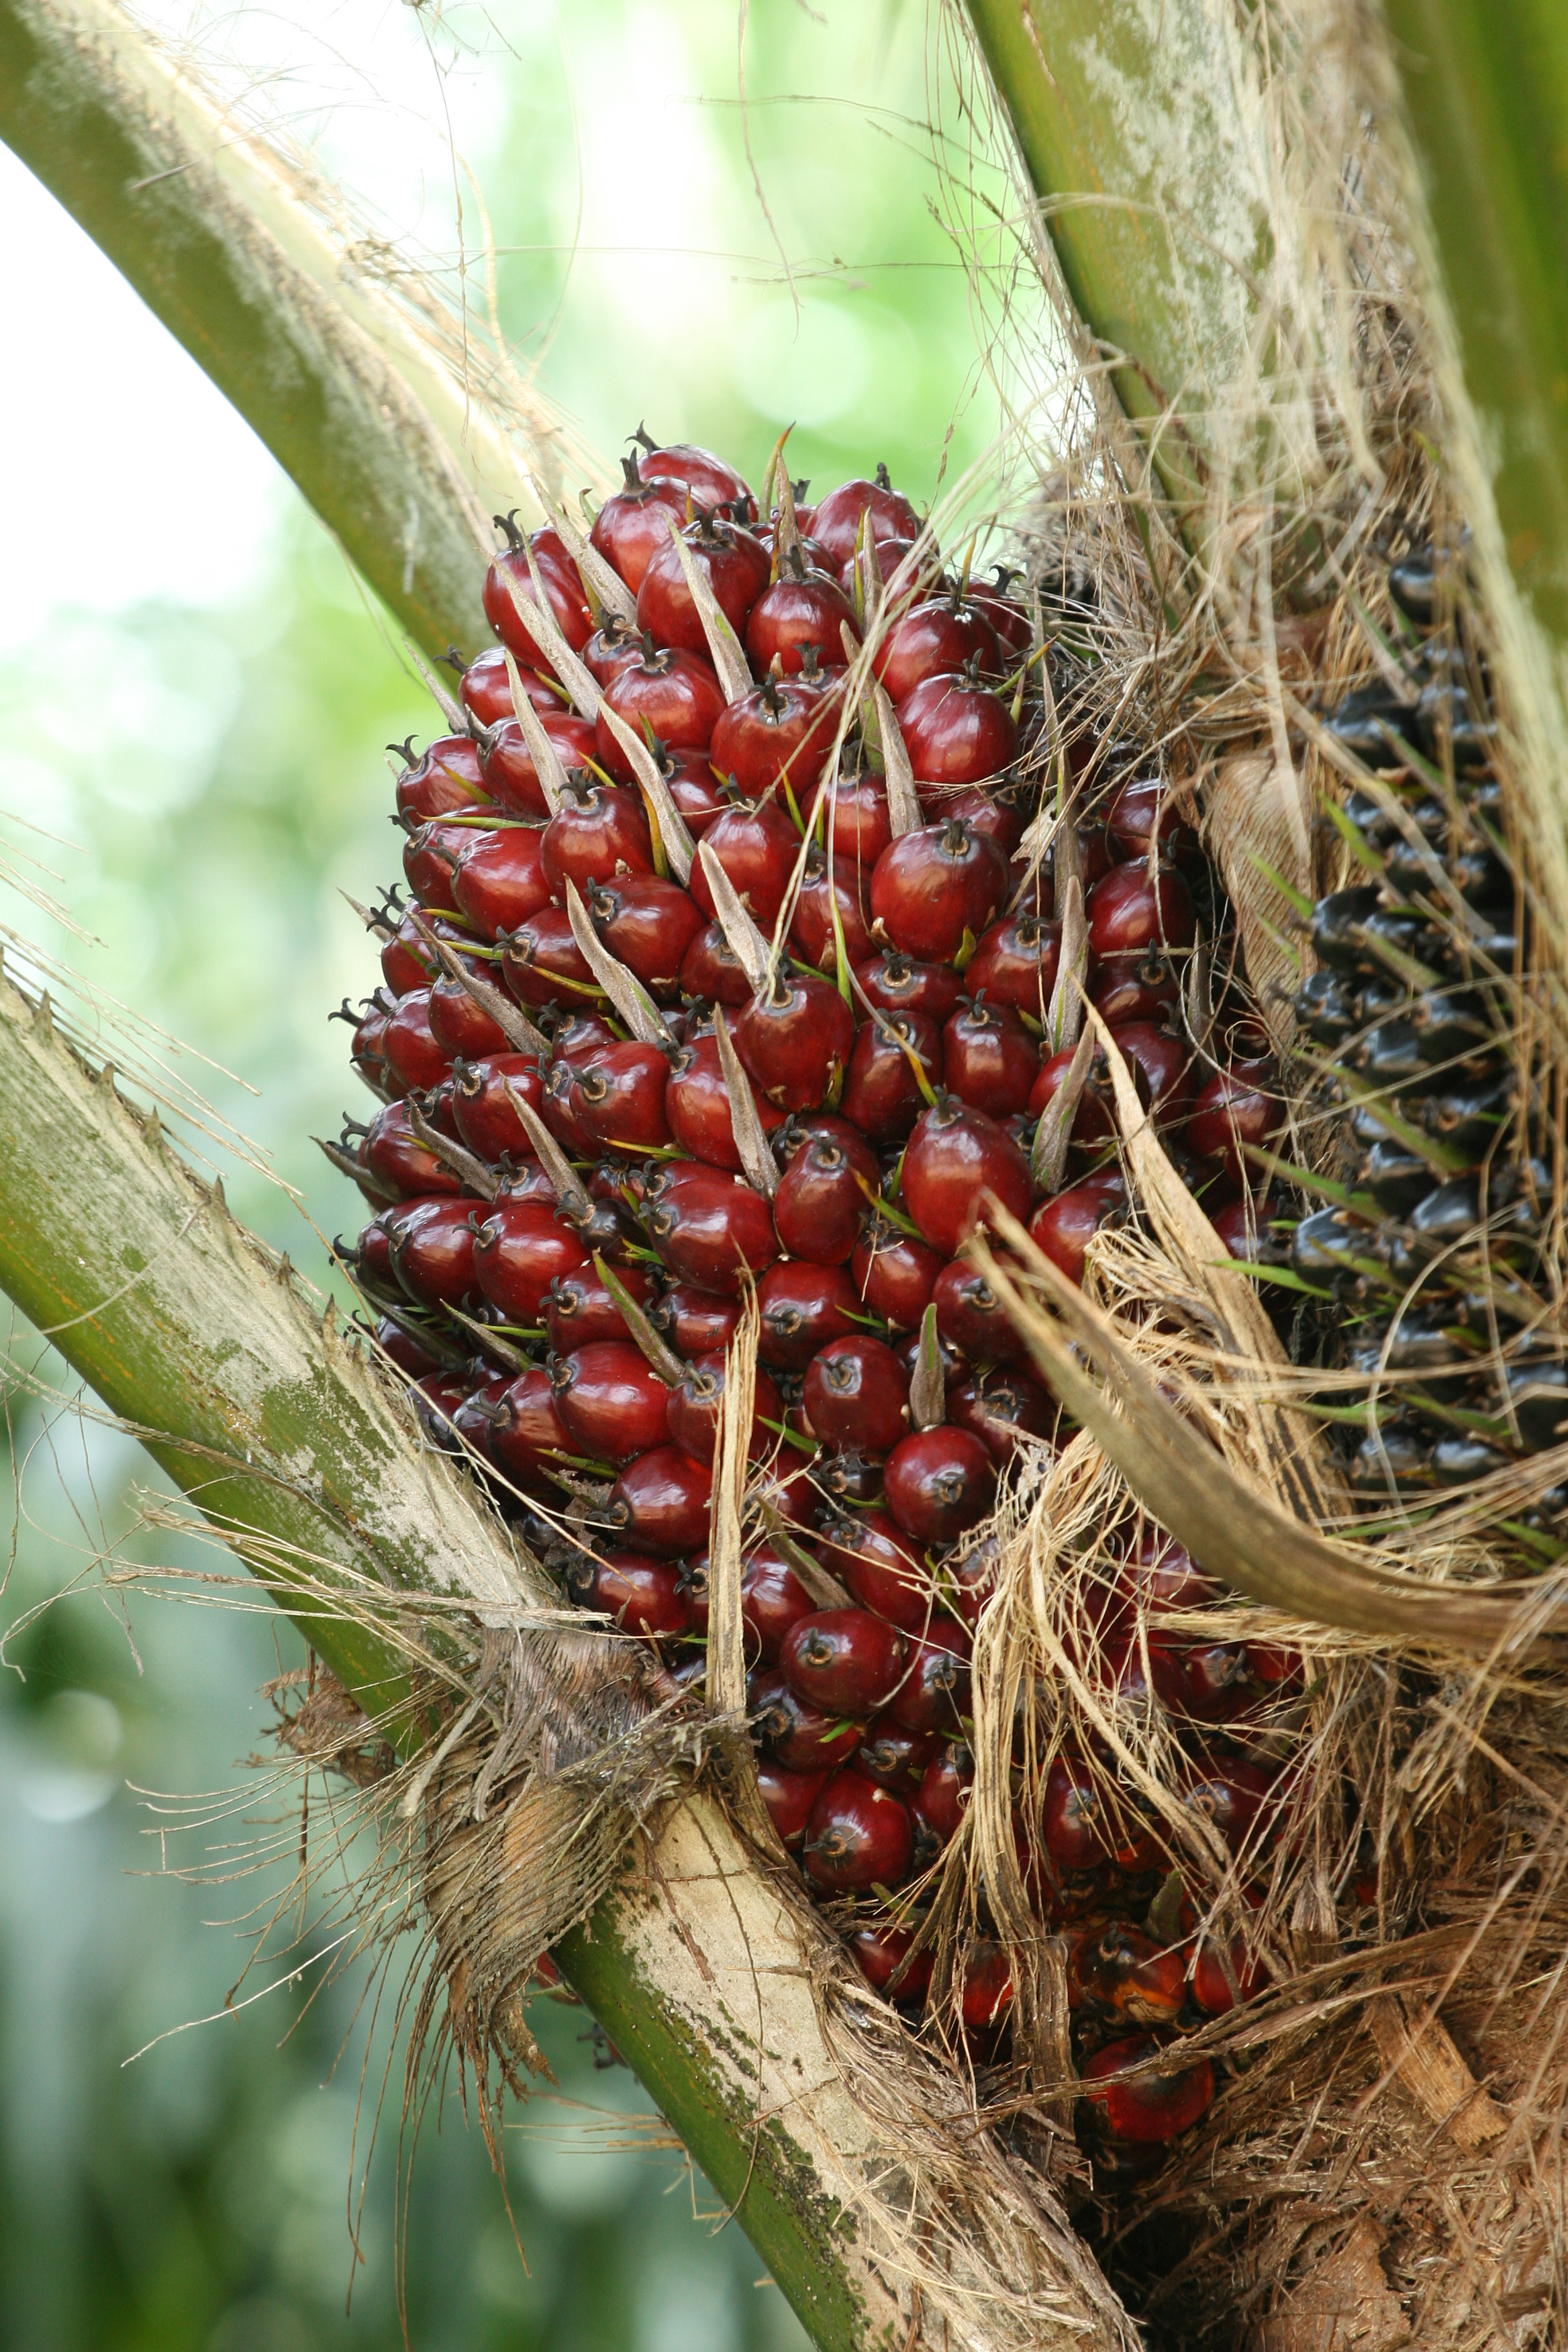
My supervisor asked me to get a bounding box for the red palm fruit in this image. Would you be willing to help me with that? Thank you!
[483,520,591,669]
[885,1426,995,1546]
[856,1718,938,1788]
[850,1221,944,1331]
[1028,1021,1186,1142]
[665,1034,783,1171]
[947,1530,1001,1626]
[804,1336,911,1455]
[782,1608,908,1716]
[688,799,801,928]
[888,1632,972,1733]
[650,1284,742,1357]
[771,1108,870,1167]
[930,1262,1026,1366]
[427,976,509,1063]
[637,436,752,509]
[362,1106,461,1199]
[1043,1754,1164,1875]
[637,514,771,654]
[571,1549,691,1639]
[1085,861,1195,957]
[960,1941,1015,2029]
[1104,774,1201,869]
[1106,1632,1195,1716]
[540,777,654,895]
[675,1551,712,1636]
[544,1260,656,1353]
[381,990,450,1094]
[597,644,726,779]
[1089,949,1181,1026]
[567,1041,673,1153]
[459,646,561,726]
[915,1743,975,1841]
[677,919,754,1006]
[756,1759,828,1851]
[1027,1173,1129,1285]
[788,848,873,973]
[802,1769,914,1894]
[711,675,838,799]
[941,997,1040,1118]
[1187,1060,1283,1187]
[848,1921,933,2005]
[1079,2036,1214,2145]
[411,1371,471,1448]
[1191,1935,1267,2016]
[552,1010,621,1059]
[605,1444,712,1557]
[810,471,923,570]
[818,1508,930,1632]
[479,712,599,818]
[926,784,1026,858]
[818,1451,886,1506]
[1120,1531,1224,1612]
[552,1342,673,1465]
[450,1054,542,1162]
[750,1668,865,1771]
[643,1165,780,1293]
[371,1316,442,1377]
[661,751,730,838]
[1179,1642,1259,1724]
[870,818,1009,963]
[755,1261,860,1371]
[379,920,438,998]
[897,673,1018,787]
[452,826,552,940]
[581,611,645,687]
[487,1366,573,1485]
[585,874,704,996]
[665,1347,783,1464]
[1179,1756,1275,1854]
[395,736,489,824]
[901,1098,1033,1256]
[802,770,893,871]
[873,596,1001,702]
[839,1010,942,1143]
[386,1197,478,1310]
[854,949,965,1025]
[538,1056,600,1157]
[965,915,1063,1018]
[402,818,477,910]
[967,574,1032,660]
[589,456,687,591]
[744,567,859,675]
[1210,1193,1278,1260]
[501,905,603,1010]
[1076,1923,1187,2027]
[774,1138,878,1265]
[735,973,855,1111]
[472,1199,591,1324]
[945,1370,1054,1466]
[741,1547,817,1665]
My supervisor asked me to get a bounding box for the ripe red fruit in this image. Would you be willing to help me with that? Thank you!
[451,827,552,940]
[501,904,603,1010]
[810,471,923,570]
[773,1136,878,1265]
[1179,1757,1275,1854]
[381,993,452,1098]
[885,1425,996,1545]
[967,573,1032,660]
[740,1547,816,1664]
[403,818,478,911]
[1120,1532,1224,1612]
[1027,1172,1129,1285]
[689,799,802,928]
[803,770,893,869]
[818,1508,930,1632]
[606,1444,713,1557]
[839,1010,942,1143]
[665,1348,783,1464]
[744,566,859,677]
[371,1315,442,1378]
[1085,861,1195,957]
[1079,2036,1214,2145]
[585,874,705,997]
[386,1197,478,1310]
[472,1199,591,1324]
[897,672,1018,787]
[637,514,771,655]
[901,1097,1033,1255]
[946,1369,1055,1465]
[870,819,1008,963]
[540,776,654,895]
[856,1718,938,1788]
[960,1941,1015,2030]
[479,712,599,818]
[664,1034,783,1171]
[802,1769,914,1893]
[395,736,489,824]
[1042,1755,1164,1875]
[571,1549,691,1638]
[1073,1923,1187,2027]
[427,979,510,1069]
[872,596,1001,703]
[488,1367,574,1487]
[755,1261,860,1371]
[788,848,873,973]
[597,642,726,779]
[965,916,1063,1018]
[750,1669,865,1773]
[942,783,1026,856]
[1210,1194,1279,1260]
[887,1631,971,1732]
[1191,1936,1267,2016]
[649,1285,742,1359]
[914,1742,975,1842]
[781,1608,908,1717]
[1089,950,1180,1027]
[847,1920,933,2005]
[941,997,1040,1118]
[1187,1060,1283,1187]
[850,1222,944,1331]
[459,645,560,727]
[567,1040,673,1153]
[377,919,438,1000]
[756,1759,828,1851]
[658,750,730,837]
[483,521,591,670]
[712,675,839,800]
[362,1105,461,1199]
[855,950,964,1025]
[677,919,754,1006]
[931,1261,1027,1365]
[450,1054,541,1162]
[735,973,855,1111]
[589,455,687,591]
[551,1341,673,1465]
[544,1260,656,1353]
[581,611,646,687]
[636,437,751,511]
[643,1165,780,1293]
[803,1336,911,1455]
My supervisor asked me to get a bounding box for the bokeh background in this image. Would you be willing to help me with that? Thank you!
[0,5,1048,2344]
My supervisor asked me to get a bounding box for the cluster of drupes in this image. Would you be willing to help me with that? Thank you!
[1290,545,1566,1521]
[332,434,1312,2177]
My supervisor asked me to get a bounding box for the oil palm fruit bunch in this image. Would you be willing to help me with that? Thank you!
[325,433,1532,2183]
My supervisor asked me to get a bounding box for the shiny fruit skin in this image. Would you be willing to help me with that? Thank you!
[689,799,802,928]
[1089,950,1180,1028]
[589,460,686,591]
[577,1551,691,1639]
[788,850,873,973]
[606,1445,713,1557]
[581,612,645,687]
[854,950,964,1026]
[756,1759,828,1851]
[460,646,559,726]
[1085,861,1195,957]
[901,1098,1033,1257]
[362,1105,461,1199]
[931,1262,1028,1367]
[427,976,509,1063]
[914,1741,975,1842]
[967,579,1032,660]
[379,920,439,999]
[501,904,602,1010]
[803,1335,911,1455]
[885,1425,996,1545]
[1079,2035,1214,2145]
[644,1166,780,1294]
[870,819,1009,964]
[472,1199,591,1325]
[1120,1532,1224,1612]
[664,1034,783,1172]
[479,713,599,818]
[1042,1754,1164,1874]
[1191,1937,1266,2016]
[773,1138,877,1265]
[1210,1194,1279,1260]
[1179,1757,1275,1854]
[942,998,1040,1119]
[450,1054,542,1163]
[586,874,705,997]
[1105,774,1201,869]
[818,1508,931,1632]
[568,1040,673,1153]
[740,1548,817,1665]
[403,818,477,911]
[636,517,771,656]
[873,597,1001,702]
[381,989,452,1095]
[637,439,751,509]
[802,1769,914,1893]
[597,645,726,779]
[850,1222,944,1331]
[744,573,859,677]
[961,1941,1015,2029]
[489,1367,574,1485]
[665,1348,783,1464]
[781,1608,908,1717]
[750,1670,865,1773]
[887,1631,972,1733]
[650,1285,742,1359]
[940,784,1026,858]
[552,1341,673,1465]
[755,1261,860,1371]
[1027,1173,1128,1285]
[712,676,838,800]
[452,826,552,940]
[483,524,591,669]
[540,778,654,896]
[803,771,893,871]
[736,974,856,1112]
[387,1197,478,1310]
[544,1260,655,1353]
[658,754,730,840]
[1187,1061,1283,1187]
[856,1717,938,1789]
[965,916,1063,1018]
[396,736,489,824]
[1074,1923,1187,2028]
[839,1011,942,1144]
[897,673,1018,787]
[677,920,754,1007]
[810,475,923,570]
[946,1369,1055,1465]
[847,1921,932,2004]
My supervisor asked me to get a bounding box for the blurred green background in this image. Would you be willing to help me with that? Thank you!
[0,2,1036,2345]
